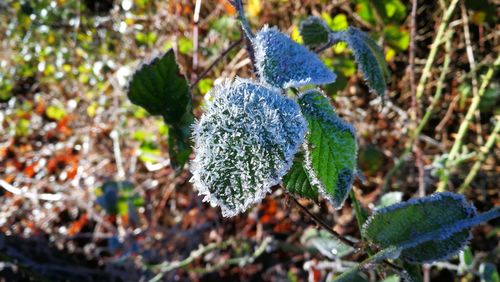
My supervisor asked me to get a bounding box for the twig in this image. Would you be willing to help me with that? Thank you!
[191,0,202,82]
[231,0,253,38]
[460,2,484,146]
[0,179,64,202]
[110,130,125,180]
[458,118,499,193]
[436,55,500,192]
[149,237,271,282]
[189,38,243,90]
[192,237,272,274]
[415,0,459,100]
[288,194,357,248]
[382,30,453,192]
[408,0,426,198]
[229,0,257,71]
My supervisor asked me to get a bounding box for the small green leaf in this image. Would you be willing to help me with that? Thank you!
[96,181,143,216]
[383,25,410,51]
[480,262,500,282]
[344,27,390,97]
[298,90,357,208]
[402,262,423,282]
[283,152,318,201]
[128,49,191,124]
[361,192,500,263]
[127,49,193,169]
[301,227,354,259]
[299,16,331,49]
[375,191,403,210]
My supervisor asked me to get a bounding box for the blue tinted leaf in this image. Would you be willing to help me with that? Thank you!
[253,26,336,88]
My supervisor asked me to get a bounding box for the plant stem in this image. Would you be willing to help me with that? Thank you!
[231,0,254,39]
[436,55,500,192]
[382,30,453,192]
[289,194,357,248]
[415,0,459,100]
[189,38,243,90]
[458,118,500,193]
[349,190,367,235]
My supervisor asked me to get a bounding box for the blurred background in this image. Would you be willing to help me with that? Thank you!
[0,0,498,281]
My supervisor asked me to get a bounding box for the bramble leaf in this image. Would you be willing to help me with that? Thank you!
[362,192,500,263]
[299,16,331,50]
[253,26,336,88]
[298,16,390,97]
[127,50,194,169]
[282,152,318,201]
[128,49,191,123]
[344,27,390,97]
[298,90,357,209]
[191,78,307,217]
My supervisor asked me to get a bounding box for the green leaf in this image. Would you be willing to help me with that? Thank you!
[480,262,500,282]
[375,191,403,210]
[299,16,331,49]
[301,227,354,259]
[362,192,500,263]
[298,90,357,208]
[128,49,191,124]
[96,181,143,216]
[402,262,423,282]
[127,49,194,169]
[344,27,390,97]
[283,152,318,201]
[383,25,410,51]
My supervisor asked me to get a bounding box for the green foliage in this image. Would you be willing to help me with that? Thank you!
[344,27,390,97]
[299,16,331,49]
[362,192,478,263]
[298,90,357,208]
[301,227,354,259]
[283,152,319,201]
[96,181,144,217]
[480,262,500,282]
[127,49,193,169]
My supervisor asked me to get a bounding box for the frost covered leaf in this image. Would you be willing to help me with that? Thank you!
[344,27,390,97]
[299,16,331,50]
[127,50,194,169]
[298,90,357,208]
[191,79,307,217]
[253,26,336,88]
[282,152,318,201]
[362,192,480,263]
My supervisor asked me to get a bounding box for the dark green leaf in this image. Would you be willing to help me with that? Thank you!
[128,49,191,123]
[283,152,318,201]
[362,192,492,263]
[127,49,194,169]
[344,27,390,97]
[298,90,357,208]
[299,16,331,50]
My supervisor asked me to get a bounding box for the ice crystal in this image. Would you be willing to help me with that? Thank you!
[191,78,307,217]
[253,26,336,89]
